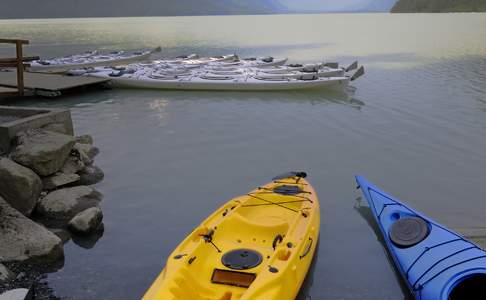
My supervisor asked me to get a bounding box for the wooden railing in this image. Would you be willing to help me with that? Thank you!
[0,39,39,97]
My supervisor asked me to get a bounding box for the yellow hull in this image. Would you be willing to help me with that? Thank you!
[143,176,320,300]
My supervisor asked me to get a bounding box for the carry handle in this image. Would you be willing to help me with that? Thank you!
[299,237,313,259]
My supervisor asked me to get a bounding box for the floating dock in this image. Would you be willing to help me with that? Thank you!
[0,38,110,98]
[0,70,110,97]
[0,86,19,97]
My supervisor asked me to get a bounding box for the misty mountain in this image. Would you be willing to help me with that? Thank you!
[361,0,398,11]
[277,0,397,12]
[0,0,286,19]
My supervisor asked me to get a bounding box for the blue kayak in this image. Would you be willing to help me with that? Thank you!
[356,176,486,300]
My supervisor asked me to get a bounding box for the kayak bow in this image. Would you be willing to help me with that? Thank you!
[356,176,486,300]
[144,172,320,300]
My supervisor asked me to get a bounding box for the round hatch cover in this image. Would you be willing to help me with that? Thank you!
[273,185,303,195]
[222,249,262,270]
[389,216,430,248]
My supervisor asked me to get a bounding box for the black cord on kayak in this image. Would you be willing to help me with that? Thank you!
[246,194,298,213]
[200,229,222,253]
[242,199,311,208]
[257,186,312,194]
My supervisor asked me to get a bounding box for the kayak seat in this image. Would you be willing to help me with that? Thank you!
[229,210,290,234]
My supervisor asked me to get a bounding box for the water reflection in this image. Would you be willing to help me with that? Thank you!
[6,85,364,111]
[71,225,105,250]
[353,197,413,300]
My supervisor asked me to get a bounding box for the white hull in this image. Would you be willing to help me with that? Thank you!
[28,51,154,72]
[90,73,349,91]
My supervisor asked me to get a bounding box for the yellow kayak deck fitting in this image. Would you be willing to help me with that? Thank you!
[143,172,320,300]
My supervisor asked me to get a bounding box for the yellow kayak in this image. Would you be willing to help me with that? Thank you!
[143,172,320,300]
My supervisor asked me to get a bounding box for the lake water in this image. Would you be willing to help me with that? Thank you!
[1,13,486,299]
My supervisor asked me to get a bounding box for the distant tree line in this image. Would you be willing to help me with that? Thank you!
[391,0,486,12]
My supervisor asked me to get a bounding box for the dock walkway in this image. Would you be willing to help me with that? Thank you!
[0,70,110,97]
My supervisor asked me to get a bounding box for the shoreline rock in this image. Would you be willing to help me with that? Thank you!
[0,264,14,283]
[36,186,102,220]
[75,135,93,145]
[11,130,75,176]
[68,207,103,235]
[78,165,104,186]
[0,197,63,264]
[60,156,85,175]
[47,228,71,244]
[0,158,42,216]
[42,173,80,191]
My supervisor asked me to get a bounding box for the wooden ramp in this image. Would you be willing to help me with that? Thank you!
[0,70,110,97]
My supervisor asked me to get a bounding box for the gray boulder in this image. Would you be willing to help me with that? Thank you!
[42,172,80,190]
[68,207,103,235]
[60,156,85,174]
[41,122,71,135]
[0,263,14,283]
[78,165,104,185]
[10,129,75,176]
[71,144,92,166]
[73,143,99,162]
[0,197,63,264]
[0,288,32,300]
[75,135,93,145]
[48,228,71,244]
[0,158,42,216]
[36,186,102,220]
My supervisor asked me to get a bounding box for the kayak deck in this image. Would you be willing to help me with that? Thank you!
[356,176,486,300]
[144,176,320,300]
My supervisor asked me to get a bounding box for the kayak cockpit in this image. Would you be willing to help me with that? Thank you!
[446,273,486,300]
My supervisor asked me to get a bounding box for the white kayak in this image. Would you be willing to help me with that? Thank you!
[88,69,351,91]
[225,57,288,68]
[164,54,238,66]
[28,47,161,72]
[205,68,345,79]
[169,56,288,68]
[255,64,344,77]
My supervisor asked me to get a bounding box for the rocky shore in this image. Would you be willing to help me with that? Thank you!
[0,127,104,298]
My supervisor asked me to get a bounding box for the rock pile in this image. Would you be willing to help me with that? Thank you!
[0,129,105,285]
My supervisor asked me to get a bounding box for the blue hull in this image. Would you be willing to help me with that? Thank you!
[356,176,486,300]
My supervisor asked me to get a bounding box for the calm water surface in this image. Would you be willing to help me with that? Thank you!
[1,13,486,299]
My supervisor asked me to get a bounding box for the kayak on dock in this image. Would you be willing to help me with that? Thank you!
[356,176,486,300]
[143,172,320,300]
[28,47,161,72]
